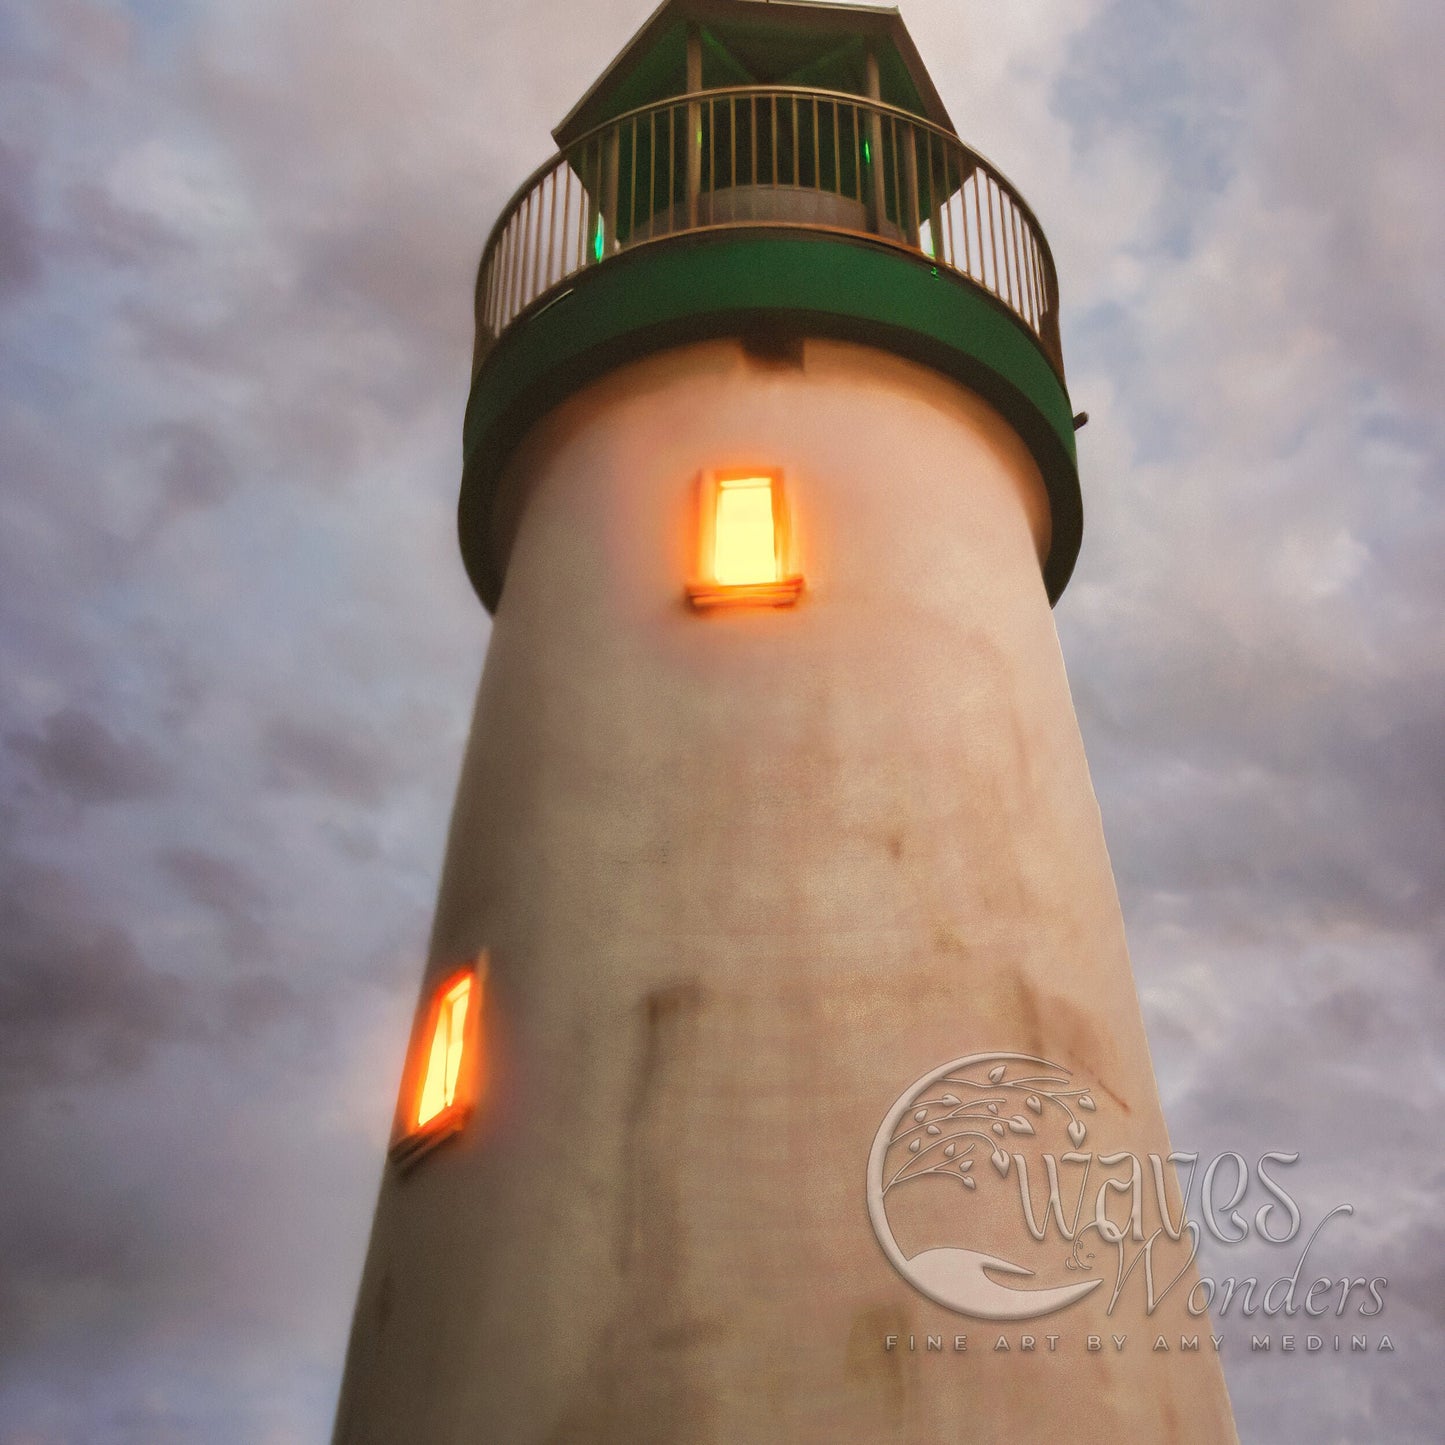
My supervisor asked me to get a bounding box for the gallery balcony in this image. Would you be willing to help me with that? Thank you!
[472,84,1064,382]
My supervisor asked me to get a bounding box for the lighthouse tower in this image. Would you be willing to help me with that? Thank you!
[334,3,1237,1441]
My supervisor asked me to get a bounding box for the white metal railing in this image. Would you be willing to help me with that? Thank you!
[475,85,1063,376]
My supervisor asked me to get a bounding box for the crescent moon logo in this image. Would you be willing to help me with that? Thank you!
[867,1052,1104,1320]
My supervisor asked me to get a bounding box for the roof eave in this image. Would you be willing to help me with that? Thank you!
[552,0,954,150]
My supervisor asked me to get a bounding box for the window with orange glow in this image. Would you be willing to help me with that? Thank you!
[713,476,778,585]
[391,961,484,1166]
[416,973,471,1128]
[687,469,803,607]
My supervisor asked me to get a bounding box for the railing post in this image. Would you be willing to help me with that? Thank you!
[582,140,600,266]
[686,23,702,228]
[902,125,921,247]
[926,135,945,263]
[603,128,619,258]
[865,51,887,234]
[1040,273,1064,376]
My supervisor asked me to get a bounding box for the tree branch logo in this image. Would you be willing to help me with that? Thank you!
[868,1052,1107,1320]
[868,1051,1390,1340]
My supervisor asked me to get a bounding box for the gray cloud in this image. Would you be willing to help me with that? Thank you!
[150,420,236,514]
[260,715,397,806]
[0,0,1437,1440]
[0,139,42,298]
[6,707,173,805]
[157,844,269,955]
[0,849,193,1092]
[63,176,190,269]
[219,970,302,1039]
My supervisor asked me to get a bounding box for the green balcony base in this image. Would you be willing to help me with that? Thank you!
[460,229,1081,610]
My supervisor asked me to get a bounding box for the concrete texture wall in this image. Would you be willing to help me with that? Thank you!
[333,337,1237,1443]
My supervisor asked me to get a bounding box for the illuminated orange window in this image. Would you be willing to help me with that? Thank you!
[391,961,485,1167]
[687,469,803,608]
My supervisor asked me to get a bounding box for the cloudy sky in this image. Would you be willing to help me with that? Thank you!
[0,0,1440,1440]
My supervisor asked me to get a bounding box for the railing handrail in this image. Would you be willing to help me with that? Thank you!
[479,85,1051,258]
[473,82,1063,378]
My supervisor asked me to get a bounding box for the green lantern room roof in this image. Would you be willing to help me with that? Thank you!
[554,0,955,148]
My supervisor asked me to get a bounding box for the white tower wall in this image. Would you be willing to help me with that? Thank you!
[333,337,1237,1443]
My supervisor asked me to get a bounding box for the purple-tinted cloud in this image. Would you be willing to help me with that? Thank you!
[0,0,1438,1440]
[260,716,398,807]
[0,139,42,297]
[0,840,191,1091]
[7,707,172,805]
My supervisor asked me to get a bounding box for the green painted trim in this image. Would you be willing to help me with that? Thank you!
[460,230,1081,609]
